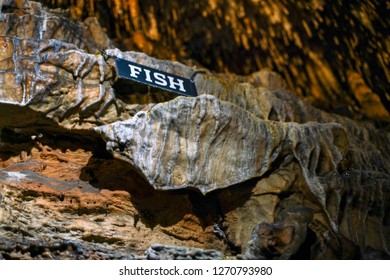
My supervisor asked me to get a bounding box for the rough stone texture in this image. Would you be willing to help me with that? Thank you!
[244,207,313,260]
[0,137,225,256]
[0,1,389,260]
[145,244,223,260]
[0,36,123,130]
[0,237,223,259]
[0,237,139,260]
[38,0,390,121]
[95,92,390,257]
[95,94,347,195]
[0,1,114,52]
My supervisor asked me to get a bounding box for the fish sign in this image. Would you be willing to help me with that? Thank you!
[115,57,198,97]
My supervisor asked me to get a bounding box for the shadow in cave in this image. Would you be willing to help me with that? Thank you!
[0,127,37,161]
[1,119,260,238]
[80,151,261,236]
[290,227,317,260]
[80,154,194,229]
[187,179,259,254]
[112,78,178,106]
[0,120,110,162]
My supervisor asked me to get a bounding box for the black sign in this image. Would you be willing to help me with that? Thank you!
[115,57,197,97]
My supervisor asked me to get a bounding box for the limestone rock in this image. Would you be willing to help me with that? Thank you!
[40,0,390,120]
[219,163,297,251]
[0,237,138,260]
[0,36,123,130]
[0,139,226,256]
[244,207,313,260]
[0,1,114,52]
[0,1,389,260]
[95,94,347,195]
[0,236,224,260]
[1,36,389,257]
[145,244,223,260]
[94,86,390,257]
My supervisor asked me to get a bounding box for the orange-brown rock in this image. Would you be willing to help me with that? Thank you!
[1,1,389,260]
[347,71,390,121]
[37,0,390,121]
[0,136,226,259]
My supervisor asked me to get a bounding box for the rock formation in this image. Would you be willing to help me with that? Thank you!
[0,1,389,260]
[244,207,313,260]
[38,0,390,121]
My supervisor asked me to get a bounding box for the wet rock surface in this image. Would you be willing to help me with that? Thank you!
[0,2,389,259]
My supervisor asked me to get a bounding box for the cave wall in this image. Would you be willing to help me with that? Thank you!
[0,1,389,260]
[36,0,390,120]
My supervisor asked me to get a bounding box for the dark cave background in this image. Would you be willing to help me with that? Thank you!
[36,0,389,120]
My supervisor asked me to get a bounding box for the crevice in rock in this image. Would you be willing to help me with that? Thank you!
[290,227,316,260]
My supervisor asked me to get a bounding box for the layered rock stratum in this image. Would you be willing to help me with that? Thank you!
[0,1,389,259]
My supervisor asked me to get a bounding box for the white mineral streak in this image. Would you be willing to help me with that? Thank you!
[3,171,27,183]
[39,6,48,40]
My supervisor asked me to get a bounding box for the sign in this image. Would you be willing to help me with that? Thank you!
[115,57,198,97]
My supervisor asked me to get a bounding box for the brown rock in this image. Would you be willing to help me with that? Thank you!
[0,1,389,260]
[244,207,313,259]
[347,70,390,121]
[0,36,123,130]
[39,0,390,121]
[0,1,114,52]
[95,94,347,195]
[0,140,226,255]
